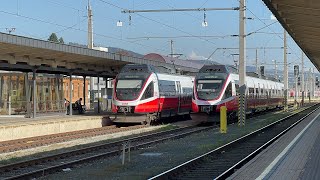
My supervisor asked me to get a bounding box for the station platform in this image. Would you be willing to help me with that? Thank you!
[0,112,113,141]
[230,107,320,180]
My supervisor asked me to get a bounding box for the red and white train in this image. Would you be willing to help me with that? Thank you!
[192,65,284,122]
[112,64,194,124]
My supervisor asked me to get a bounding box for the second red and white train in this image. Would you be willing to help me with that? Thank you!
[192,65,284,122]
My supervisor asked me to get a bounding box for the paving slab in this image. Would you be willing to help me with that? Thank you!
[0,112,112,141]
[230,107,320,180]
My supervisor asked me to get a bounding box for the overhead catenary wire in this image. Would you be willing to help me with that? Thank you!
[0,9,168,53]
[96,0,246,62]
[121,7,239,13]
[47,0,170,53]
[96,0,218,46]
[127,35,237,40]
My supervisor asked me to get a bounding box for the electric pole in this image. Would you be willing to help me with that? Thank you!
[313,68,315,97]
[238,0,246,127]
[88,0,94,108]
[170,40,176,73]
[301,51,304,105]
[255,49,258,74]
[88,0,93,49]
[272,59,277,79]
[283,29,288,111]
[170,40,174,59]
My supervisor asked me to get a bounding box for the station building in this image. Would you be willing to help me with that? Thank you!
[0,71,89,115]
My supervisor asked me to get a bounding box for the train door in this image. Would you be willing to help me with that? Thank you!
[176,81,181,114]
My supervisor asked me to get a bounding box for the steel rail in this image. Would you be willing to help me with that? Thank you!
[0,125,213,180]
[0,125,147,153]
[149,103,319,180]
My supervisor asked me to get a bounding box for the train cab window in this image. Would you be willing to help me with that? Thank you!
[224,83,232,99]
[141,82,154,100]
[116,79,144,101]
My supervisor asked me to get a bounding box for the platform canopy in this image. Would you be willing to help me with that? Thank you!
[0,33,199,77]
[263,0,320,70]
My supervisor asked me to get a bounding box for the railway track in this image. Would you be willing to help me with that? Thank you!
[0,125,146,153]
[150,103,320,180]
[0,125,213,180]
[0,103,298,154]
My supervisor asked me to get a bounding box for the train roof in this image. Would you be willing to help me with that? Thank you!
[120,64,171,74]
[199,65,281,83]
[199,65,238,74]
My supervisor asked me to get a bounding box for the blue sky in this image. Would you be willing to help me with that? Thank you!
[0,0,317,72]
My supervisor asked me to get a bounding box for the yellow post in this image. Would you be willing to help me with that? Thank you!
[220,106,227,133]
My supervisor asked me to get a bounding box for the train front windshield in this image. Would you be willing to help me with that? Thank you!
[196,79,224,100]
[116,79,144,101]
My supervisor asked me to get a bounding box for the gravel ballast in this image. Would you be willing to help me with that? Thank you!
[40,107,305,180]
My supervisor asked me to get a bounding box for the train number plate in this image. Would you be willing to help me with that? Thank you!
[118,106,131,113]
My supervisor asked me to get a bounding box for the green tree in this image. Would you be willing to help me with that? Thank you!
[48,33,59,42]
[59,37,64,44]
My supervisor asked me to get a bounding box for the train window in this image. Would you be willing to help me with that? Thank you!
[182,87,193,95]
[272,89,275,97]
[249,88,254,97]
[159,80,176,96]
[224,83,232,99]
[265,89,269,98]
[235,84,240,95]
[141,82,154,100]
[255,88,259,98]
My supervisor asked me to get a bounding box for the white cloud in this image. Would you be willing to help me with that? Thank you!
[188,50,207,60]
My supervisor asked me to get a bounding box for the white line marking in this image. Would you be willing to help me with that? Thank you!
[257,112,320,179]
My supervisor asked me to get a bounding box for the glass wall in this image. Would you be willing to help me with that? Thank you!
[0,72,66,115]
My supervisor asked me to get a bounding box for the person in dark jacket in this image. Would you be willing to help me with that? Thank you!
[75,98,83,114]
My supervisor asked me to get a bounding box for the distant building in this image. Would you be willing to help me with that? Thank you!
[63,76,89,104]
